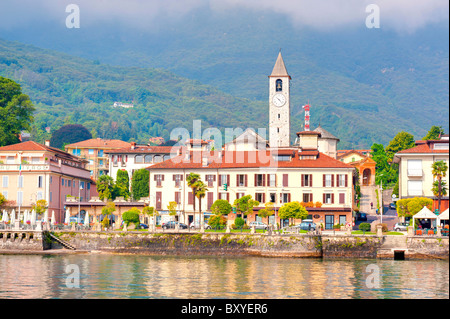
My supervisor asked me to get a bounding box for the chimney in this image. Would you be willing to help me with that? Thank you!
[45,140,50,147]
[131,142,136,150]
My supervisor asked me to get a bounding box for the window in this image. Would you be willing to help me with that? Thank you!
[337,174,347,187]
[144,155,153,163]
[37,191,43,200]
[50,192,52,203]
[323,174,333,187]
[87,183,90,190]
[89,160,94,165]
[38,175,44,188]
[236,174,247,187]
[173,174,183,187]
[205,175,215,187]
[408,180,423,196]
[155,174,164,187]
[339,193,346,204]
[2,191,7,199]
[323,193,334,204]
[18,175,23,188]
[62,178,65,186]
[276,79,283,92]
[281,193,290,203]
[68,180,72,188]
[88,149,94,155]
[303,193,313,203]
[407,159,422,176]
[80,181,85,189]
[163,155,170,161]
[219,192,229,201]
[153,155,162,163]
[174,192,181,204]
[135,155,143,163]
[17,191,23,205]
[98,150,104,157]
[31,157,40,164]
[339,215,346,225]
[255,174,265,187]
[274,155,291,162]
[255,193,265,203]
[282,174,289,187]
[50,176,52,184]
[6,156,14,164]
[73,149,81,156]
[207,192,214,209]
[302,174,313,187]
[269,193,276,203]
[219,174,229,186]
[268,174,276,187]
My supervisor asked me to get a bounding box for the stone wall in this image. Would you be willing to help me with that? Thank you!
[321,235,384,258]
[53,231,322,258]
[0,231,50,251]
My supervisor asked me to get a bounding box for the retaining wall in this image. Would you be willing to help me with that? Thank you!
[0,230,51,251]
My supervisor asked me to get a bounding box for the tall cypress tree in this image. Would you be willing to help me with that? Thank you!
[115,169,130,200]
[131,169,149,200]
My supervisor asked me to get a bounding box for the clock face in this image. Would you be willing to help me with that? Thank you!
[273,93,286,107]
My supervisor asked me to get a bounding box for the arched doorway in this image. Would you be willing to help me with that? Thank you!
[362,168,371,186]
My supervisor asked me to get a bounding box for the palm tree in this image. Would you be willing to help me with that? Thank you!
[195,181,208,230]
[431,160,448,213]
[186,172,200,225]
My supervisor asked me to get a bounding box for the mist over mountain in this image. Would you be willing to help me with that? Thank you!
[0,2,448,148]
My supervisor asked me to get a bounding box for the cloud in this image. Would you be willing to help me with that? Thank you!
[0,0,448,33]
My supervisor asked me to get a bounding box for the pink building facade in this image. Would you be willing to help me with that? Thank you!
[0,141,94,223]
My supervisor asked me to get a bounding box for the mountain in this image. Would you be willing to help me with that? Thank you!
[0,7,448,149]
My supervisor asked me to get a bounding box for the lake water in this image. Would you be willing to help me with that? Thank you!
[0,253,448,299]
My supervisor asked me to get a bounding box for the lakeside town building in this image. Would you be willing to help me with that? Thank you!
[393,134,449,213]
[0,140,95,223]
[65,138,131,181]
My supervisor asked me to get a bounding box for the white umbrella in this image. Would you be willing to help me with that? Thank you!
[2,210,9,223]
[84,211,90,226]
[51,210,56,225]
[64,209,70,224]
[43,210,48,224]
[30,209,36,225]
[10,209,15,224]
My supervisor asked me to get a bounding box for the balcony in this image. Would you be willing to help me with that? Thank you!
[407,169,423,177]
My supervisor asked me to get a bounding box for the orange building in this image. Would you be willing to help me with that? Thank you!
[337,150,376,186]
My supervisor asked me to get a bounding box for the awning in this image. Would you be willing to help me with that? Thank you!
[439,208,449,221]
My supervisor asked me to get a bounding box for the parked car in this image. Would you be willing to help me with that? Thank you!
[162,221,188,230]
[389,203,396,210]
[293,219,316,231]
[248,221,269,230]
[138,223,149,229]
[394,222,409,232]
[356,212,367,221]
[190,221,212,230]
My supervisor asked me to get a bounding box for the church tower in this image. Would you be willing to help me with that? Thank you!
[269,51,291,148]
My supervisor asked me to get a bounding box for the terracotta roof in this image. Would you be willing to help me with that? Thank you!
[396,143,449,154]
[0,141,85,162]
[147,150,353,170]
[105,145,182,154]
[65,138,131,149]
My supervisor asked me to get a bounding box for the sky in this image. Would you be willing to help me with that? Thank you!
[0,0,448,34]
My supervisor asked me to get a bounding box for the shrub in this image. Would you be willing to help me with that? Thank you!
[333,223,342,230]
[208,214,227,229]
[101,216,109,228]
[122,207,140,226]
[376,223,389,232]
[359,223,371,232]
[234,217,245,228]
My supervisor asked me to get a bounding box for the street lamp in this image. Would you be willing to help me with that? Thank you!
[378,173,384,225]
[149,194,156,232]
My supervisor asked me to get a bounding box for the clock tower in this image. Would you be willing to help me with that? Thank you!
[269,51,291,148]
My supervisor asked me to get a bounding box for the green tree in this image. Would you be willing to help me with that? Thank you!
[208,214,227,229]
[32,199,48,215]
[385,131,415,160]
[97,175,115,201]
[258,202,274,224]
[122,207,141,227]
[278,201,308,225]
[186,172,201,217]
[233,195,259,219]
[396,197,433,218]
[431,160,448,213]
[210,199,232,216]
[114,169,130,200]
[195,181,208,227]
[101,201,116,228]
[131,169,149,200]
[167,201,178,217]
[0,77,35,146]
[423,126,445,140]
[50,124,92,150]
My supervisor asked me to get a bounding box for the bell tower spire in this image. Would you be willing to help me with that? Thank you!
[269,51,291,148]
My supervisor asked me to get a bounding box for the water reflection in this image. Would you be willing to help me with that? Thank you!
[0,254,448,299]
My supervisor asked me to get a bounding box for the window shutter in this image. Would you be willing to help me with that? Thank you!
[254,174,257,187]
[213,175,216,182]
[162,175,165,181]
[188,192,193,205]
[331,175,334,187]
[227,193,230,202]
[345,174,348,187]
[283,174,288,187]
[262,174,266,187]
[154,175,157,181]
[287,193,291,202]
[180,174,184,181]
[323,193,326,203]
[219,175,222,186]
[323,175,326,187]
[310,174,313,187]
[301,174,304,187]
[236,175,239,187]
[227,175,230,186]
[175,192,179,204]
[262,193,266,204]
[310,193,313,202]
[245,174,248,187]
[331,193,335,204]
[173,174,176,181]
